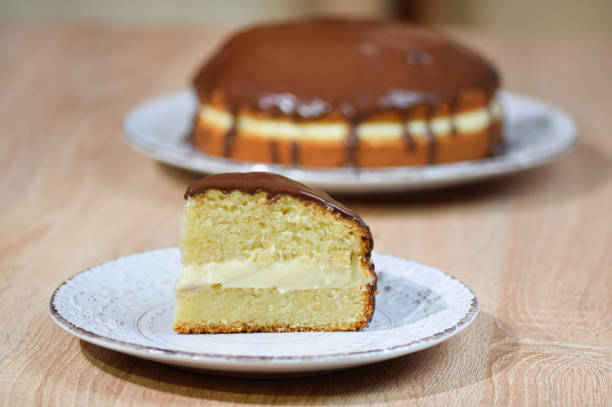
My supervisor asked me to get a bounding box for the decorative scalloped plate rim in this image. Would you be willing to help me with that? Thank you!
[49,248,478,375]
[123,89,576,193]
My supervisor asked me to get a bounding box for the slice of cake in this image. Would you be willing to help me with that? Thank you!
[173,172,377,333]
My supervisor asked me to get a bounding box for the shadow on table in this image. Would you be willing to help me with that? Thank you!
[80,311,520,404]
[155,141,612,212]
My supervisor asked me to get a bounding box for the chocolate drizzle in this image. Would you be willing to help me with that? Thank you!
[222,113,238,157]
[290,141,299,166]
[345,121,360,167]
[194,18,500,166]
[449,96,459,137]
[401,110,416,151]
[269,141,279,164]
[424,106,437,164]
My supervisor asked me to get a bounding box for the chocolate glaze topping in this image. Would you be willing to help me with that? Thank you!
[194,18,501,165]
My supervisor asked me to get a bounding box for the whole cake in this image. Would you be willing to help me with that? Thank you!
[192,18,503,168]
[173,172,377,333]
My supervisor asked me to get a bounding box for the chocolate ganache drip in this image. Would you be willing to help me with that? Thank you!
[194,18,500,166]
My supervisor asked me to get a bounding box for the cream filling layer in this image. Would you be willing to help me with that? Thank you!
[175,257,373,293]
[199,100,502,142]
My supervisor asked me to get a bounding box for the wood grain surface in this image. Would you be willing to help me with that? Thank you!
[0,22,610,406]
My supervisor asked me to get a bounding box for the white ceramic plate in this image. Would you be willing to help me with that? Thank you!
[123,89,576,193]
[49,248,478,376]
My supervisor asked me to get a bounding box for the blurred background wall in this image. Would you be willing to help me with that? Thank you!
[1,0,610,32]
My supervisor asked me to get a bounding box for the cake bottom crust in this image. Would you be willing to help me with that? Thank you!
[173,284,376,334]
[173,321,367,334]
[193,116,503,168]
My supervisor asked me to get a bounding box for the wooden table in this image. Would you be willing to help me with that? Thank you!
[1,22,610,406]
